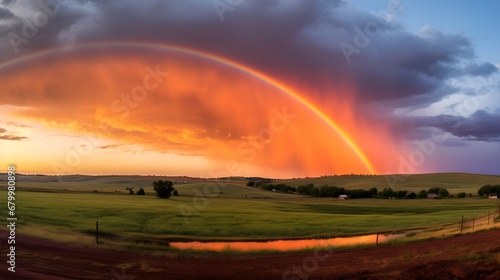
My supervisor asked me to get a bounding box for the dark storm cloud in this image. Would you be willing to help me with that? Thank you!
[1,0,15,6]
[0,0,495,110]
[415,110,500,142]
[464,62,498,77]
[0,6,15,18]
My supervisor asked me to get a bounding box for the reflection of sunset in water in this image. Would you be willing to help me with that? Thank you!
[170,234,404,252]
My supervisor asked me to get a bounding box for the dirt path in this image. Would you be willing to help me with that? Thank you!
[1,230,499,279]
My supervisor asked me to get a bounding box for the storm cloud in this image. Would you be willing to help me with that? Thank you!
[415,110,500,142]
[0,0,498,174]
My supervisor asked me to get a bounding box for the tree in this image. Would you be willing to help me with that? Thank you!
[407,192,417,199]
[380,187,395,198]
[428,187,440,195]
[368,188,378,197]
[418,190,428,198]
[439,188,449,198]
[246,181,255,187]
[478,184,500,197]
[457,192,467,198]
[153,180,175,198]
[136,187,145,195]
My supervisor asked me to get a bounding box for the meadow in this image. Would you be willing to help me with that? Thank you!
[1,173,499,248]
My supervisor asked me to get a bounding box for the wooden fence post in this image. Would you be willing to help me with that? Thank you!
[472,217,475,230]
[96,221,99,244]
[460,216,464,233]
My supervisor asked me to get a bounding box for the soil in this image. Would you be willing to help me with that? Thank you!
[1,229,499,280]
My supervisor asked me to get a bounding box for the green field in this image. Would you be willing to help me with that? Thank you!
[1,173,499,247]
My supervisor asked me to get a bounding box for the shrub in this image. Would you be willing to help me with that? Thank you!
[136,187,145,195]
[439,188,450,198]
[457,192,467,198]
[418,190,428,198]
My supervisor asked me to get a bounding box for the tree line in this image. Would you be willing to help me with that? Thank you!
[247,181,466,199]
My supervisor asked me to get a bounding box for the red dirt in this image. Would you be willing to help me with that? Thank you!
[1,230,499,280]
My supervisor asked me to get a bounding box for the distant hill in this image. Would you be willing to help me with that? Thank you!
[275,173,500,194]
[1,172,498,195]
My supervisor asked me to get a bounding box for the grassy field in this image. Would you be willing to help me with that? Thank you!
[1,173,499,248]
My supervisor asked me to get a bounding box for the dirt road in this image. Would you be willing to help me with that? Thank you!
[1,230,499,279]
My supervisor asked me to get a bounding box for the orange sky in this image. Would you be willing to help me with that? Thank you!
[0,48,404,178]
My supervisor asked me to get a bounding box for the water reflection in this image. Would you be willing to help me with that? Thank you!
[170,233,404,252]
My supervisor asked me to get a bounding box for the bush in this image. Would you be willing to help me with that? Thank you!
[418,190,428,198]
[136,187,145,195]
[457,192,467,198]
[439,188,450,198]
[246,181,255,187]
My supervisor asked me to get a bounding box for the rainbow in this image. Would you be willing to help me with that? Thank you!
[0,42,376,173]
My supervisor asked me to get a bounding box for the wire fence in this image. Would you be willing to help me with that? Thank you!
[459,205,500,233]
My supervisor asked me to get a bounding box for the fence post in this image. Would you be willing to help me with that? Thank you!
[460,216,464,233]
[488,211,490,225]
[376,232,379,246]
[472,217,475,230]
[96,221,99,244]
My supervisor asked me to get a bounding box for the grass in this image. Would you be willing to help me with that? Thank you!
[1,173,499,252]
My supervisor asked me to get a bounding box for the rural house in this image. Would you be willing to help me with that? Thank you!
[489,193,498,199]
[427,193,439,199]
[339,194,348,200]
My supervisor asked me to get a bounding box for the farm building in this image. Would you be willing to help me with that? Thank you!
[489,193,498,199]
[427,193,439,199]
[339,194,348,200]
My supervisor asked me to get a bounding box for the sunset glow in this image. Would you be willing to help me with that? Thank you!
[1,0,498,177]
[0,43,395,177]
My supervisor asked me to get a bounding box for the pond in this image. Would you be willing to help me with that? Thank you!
[170,233,405,252]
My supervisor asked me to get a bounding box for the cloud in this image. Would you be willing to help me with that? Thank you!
[98,144,121,149]
[0,0,498,175]
[464,62,498,77]
[0,134,28,141]
[415,110,500,142]
[1,0,15,6]
[0,127,29,140]
[5,121,32,128]
[0,0,495,112]
[0,6,15,18]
